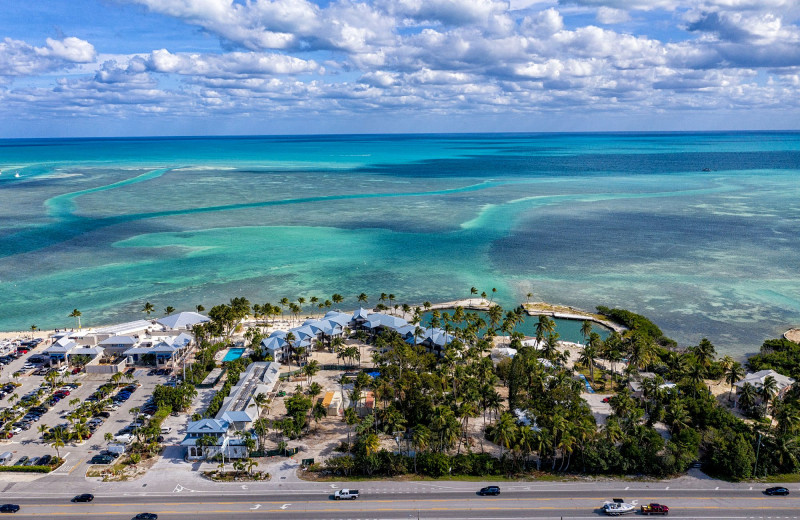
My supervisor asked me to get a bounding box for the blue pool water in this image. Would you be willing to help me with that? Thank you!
[421,310,610,344]
[222,348,246,362]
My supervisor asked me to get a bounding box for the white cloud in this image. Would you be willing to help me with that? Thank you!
[146,49,319,77]
[37,37,96,63]
[0,37,96,76]
[596,6,631,24]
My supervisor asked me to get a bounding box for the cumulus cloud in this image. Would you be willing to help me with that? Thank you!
[2,0,800,127]
[146,49,319,77]
[0,36,96,76]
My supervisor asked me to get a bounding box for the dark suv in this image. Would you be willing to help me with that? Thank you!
[478,486,501,496]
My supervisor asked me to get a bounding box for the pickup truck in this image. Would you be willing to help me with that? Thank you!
[640,503,669,515]
[333,489,359,500]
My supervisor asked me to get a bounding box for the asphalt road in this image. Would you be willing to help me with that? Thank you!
[1,486,797,519]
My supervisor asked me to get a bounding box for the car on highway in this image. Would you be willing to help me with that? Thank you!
[72,494,94,502]
[0,504,19,513]
[333,489,359,500]
[765,487,790,496]
[132,514,157,520]
[478,486,501,496]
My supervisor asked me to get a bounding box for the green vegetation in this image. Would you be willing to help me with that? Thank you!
[748,338,800,379]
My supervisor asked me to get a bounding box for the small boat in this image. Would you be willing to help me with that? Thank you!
[602,499,636,516]
[14,173,20,178]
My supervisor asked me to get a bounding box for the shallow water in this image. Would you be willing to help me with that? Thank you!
[1,132,799,357]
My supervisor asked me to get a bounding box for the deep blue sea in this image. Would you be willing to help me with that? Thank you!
[1,132,799,356]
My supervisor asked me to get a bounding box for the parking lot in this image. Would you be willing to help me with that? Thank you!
[0,339,183,474]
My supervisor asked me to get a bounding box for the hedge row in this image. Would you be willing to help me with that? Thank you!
[0,465,53,473]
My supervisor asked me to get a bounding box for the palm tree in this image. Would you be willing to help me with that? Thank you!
[411,424,431,473]
[760,375,779,411]
[251,392,268,419]
[535,315,555,343]
[357,293,368,305]
[69,309,82,329]
[164,306,176,316]
[344,408,358,451]
[303,360,320,385]
[30,324,37,338]
[580,320,592,344]
[50,427,66,458]
[142,302,155,316]
[196,304,205,313]
[578,342,598,384]
[738,382,757,412]
[725,362,745,401]
[491,412,517,455]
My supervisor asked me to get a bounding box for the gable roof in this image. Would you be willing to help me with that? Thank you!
[157,312,210,330]
[736,369,794,390]
[186,418,229,434]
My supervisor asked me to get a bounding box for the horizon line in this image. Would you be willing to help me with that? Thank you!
[2,128,800,142]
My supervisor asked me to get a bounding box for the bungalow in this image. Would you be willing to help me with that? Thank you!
[736,369,794,404]
[181,418,250,460]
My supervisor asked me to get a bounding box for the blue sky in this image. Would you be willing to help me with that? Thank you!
[1,0,799,137]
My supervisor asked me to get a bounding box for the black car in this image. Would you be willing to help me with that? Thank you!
[38,454,52,465]
[89,455,113,465]
[132,514,158,520]
[0,504,19,513]
[765,487,790,496]
[478,486,501,496]
[72,494,94,502]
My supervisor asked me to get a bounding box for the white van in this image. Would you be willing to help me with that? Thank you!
[160,426,171,434]
[0,452,13,465]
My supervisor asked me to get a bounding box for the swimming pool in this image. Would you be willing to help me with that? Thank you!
[222,348,246,362]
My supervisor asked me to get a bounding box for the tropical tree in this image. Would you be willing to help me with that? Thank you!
[491,412,518,456]
[303,359,320,385]
[357,293,368,305]
[725,362,745,401]
[69,308,82,329]
[738,382,757,412]
[142,302,155,316]
[165,306,176,316]
[50,427,66,458]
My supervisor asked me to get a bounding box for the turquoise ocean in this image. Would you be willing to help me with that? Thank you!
[1,132,799,356]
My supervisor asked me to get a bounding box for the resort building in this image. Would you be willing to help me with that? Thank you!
[181,418,250,461]
[322,391,343,417]
[97,335,140,357]
[122,333,193,366]
[215,362,281,428]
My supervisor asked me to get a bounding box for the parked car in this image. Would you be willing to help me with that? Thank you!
[765,487,790,496]
[15,457,28,466]
[0,504,20,513]
[38,455,52,465]
[72,494,94,502]
[478,486,501,496]
[89,455,113,465]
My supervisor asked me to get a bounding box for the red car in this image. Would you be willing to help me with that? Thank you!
[602,397,611,403]
[71,367,82,374]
